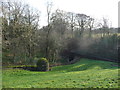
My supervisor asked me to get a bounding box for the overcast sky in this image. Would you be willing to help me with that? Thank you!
[2,0,119,27]
[24,0,119,28]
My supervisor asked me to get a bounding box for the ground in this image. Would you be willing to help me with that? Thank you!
[2,58,119,88]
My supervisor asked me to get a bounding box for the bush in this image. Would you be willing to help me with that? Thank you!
[36,58,49,71]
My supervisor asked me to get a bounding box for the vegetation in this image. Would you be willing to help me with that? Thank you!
[36,58,49,71]
[1,1,118,65]
[3,58,119,88]
[1,0,119,89]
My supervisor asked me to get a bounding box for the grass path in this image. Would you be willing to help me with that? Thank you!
[2,58,119,88]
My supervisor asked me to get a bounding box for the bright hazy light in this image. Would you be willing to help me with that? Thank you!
[10,0,120,28]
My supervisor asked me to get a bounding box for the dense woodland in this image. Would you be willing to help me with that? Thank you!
[1,1,119,65]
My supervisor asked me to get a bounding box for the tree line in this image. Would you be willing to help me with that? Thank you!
[1,1,119,65]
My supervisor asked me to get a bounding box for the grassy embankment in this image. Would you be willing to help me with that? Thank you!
[2,58,119,88]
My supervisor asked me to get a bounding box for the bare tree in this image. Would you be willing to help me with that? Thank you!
[87,17,94,37]
[45,2,53,60]
[75,14,89,37]
[97,18,110,38]
[67,12,76,38]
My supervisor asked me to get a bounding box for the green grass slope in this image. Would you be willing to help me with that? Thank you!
[2,58,119,88]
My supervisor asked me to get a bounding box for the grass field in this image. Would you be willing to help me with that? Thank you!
[2,58,119,88]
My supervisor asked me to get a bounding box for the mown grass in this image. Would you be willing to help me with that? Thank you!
[2,58,119,88]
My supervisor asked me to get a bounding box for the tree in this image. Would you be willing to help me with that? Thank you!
[66,12,76,38]
[45,2,53,60]
[87,17,94,37]
[60,38,79,62]
[2,1,40,64]
[75,14,90,37]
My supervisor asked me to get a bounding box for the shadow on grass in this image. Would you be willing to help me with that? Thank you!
[13,66,40,71]
[66,63,118,72]
[12,65,51,72]
[9,59,119,72]
[52,59,119,72]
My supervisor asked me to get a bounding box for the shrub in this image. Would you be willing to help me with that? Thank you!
[36,58,49,71]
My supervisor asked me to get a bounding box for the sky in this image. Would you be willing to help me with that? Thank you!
[24,0,119,28]
[2,0,119,28]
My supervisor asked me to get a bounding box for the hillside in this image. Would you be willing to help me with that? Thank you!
[2,58,119,88]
